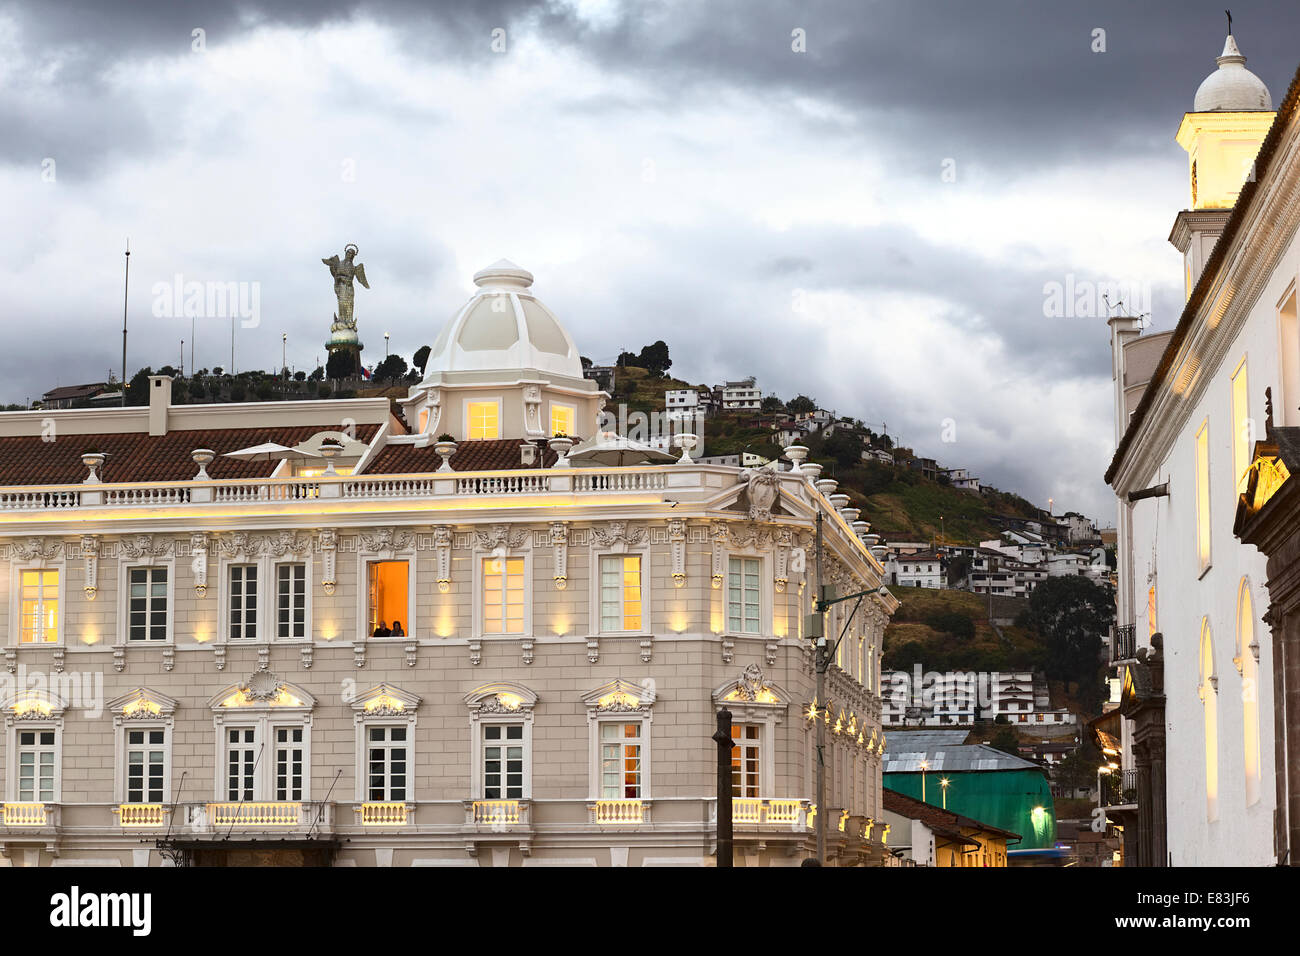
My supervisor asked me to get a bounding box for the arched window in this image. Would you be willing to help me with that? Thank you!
[1237,580,1262,806]
[1199,618,1219,822]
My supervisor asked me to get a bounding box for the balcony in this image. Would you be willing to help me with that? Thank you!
[3,802,56,827]
[467,799,529,828]
[1111,624,1137,664]
[591,799,648,825]
[184,801,334,834]
[356,802,410,826]
[114,803,169,827]
[710,797,812,829]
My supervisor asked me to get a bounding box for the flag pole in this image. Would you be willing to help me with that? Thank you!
[120,239,130,406]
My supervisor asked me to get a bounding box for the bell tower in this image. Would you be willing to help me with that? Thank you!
[1171,28,1275,298]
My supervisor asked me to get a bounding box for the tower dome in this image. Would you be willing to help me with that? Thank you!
[1193,35,1272,112]
[421,259,584,381]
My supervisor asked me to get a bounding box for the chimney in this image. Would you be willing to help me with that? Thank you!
[148,375,173,436]
[1107,316,1142,445]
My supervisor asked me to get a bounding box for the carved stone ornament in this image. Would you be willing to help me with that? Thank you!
[475,525,529,552]
[434,525,453,592]
[359,528,415,555]
[711,522,728,588]
[243,671,285,702]
[190,532,209,596]
[668,518,686,587]
[551,522,569,589]
[476,693,523,715]
[81,535,100,599]
[734,663,767,702]
[119,534,174,560]
[746,469,780,521]
[319,529,338,595]
[264,530,312,557]
[12,536,64,563]
[591,521,647,552]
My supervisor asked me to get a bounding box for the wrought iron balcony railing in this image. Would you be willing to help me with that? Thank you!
[1111,624,1137,664]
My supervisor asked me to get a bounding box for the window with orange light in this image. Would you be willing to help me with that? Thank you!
[550,403,575,437]
[418,408,431,433]
[599,555,642,631]
[367,561,408,637]
[600,721,641,799]
[730,723,760,797]
[468,401,500,440]
[20,569,58,644]
[482,556,524,634]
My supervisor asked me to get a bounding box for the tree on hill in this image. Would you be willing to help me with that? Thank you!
[787,394,816,415]
[326,350,355,381]
[374,354,408,382]
[412,345,432,375]
[616,350,638,367]
[637,340,671,376]
[990,727,1020,757]
[1026,575,1113,708]
[761,395,784,412]
[126,367,153,406]
[822,430,864,468]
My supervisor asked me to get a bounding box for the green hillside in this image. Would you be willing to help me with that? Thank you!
[881,586,1042,673]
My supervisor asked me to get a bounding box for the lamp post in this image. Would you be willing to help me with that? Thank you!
[713,709,734,867]
[282,332,287,377]
[384,331,390,359]
[920,760,929,803]
[939,777,950,810]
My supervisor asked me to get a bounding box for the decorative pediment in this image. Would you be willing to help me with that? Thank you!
[209,672,315,711]
[351,682,422,719]
[108,688,179,721]
[581,678,656,714]
[2,689,68,723]
[465,681,539,717]
[713,663,787,707]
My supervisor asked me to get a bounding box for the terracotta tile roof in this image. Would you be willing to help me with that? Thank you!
[366,438,557,474]
[883,787,1020,843]
[0,424,379,486]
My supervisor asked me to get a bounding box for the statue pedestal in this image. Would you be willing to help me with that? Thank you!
[325,332,364,378]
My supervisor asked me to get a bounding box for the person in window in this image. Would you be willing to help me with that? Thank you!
[390,620,405,637]
[373,620,391,637]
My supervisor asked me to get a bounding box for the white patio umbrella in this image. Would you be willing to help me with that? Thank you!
[565,432,677,467]
[222,442,313,462]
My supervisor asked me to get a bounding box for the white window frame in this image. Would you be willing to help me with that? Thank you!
[9,549,67,647]
[726,554,764,635]
[582,678,656,802]
[274,560,311,642]
[119,559,176,645]
[712,668,789,798]
[593,551,649,634]
[208,679,315,801]
[2,691,67,803]
[466,682,537,801]
[223,561,262,642]
[108,689,178,804]
[351,683,421,804]
[474,548,532,638]
[464,396,504,441]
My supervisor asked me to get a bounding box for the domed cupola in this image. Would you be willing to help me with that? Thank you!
[421,259,584,381]
[1193,35,1272,112]
[401,260,604,443]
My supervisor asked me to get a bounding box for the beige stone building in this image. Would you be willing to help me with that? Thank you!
[0,261,894,867]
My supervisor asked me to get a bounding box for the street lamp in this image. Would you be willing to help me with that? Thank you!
[939,777,950,809]
[282,332,287,377]
[384,331,390,359]
[920,759,929,803]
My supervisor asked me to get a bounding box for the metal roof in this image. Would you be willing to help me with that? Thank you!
[883,731,1043,773]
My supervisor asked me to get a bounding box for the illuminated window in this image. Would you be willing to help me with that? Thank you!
[367,561,409,637]
[275,727,304,801]
[1195,421,1211,574]
[227,728,256,801]
[128,567,168,642]
[418,408,430,433]
[368,726,407,801]
[599,555,642,631]
[550,403,575,437]
[600,721,642,799]
[125,729,165,803]
[1147,585,1158,639]
[277,564,307,640]
[483,724,525,799]
[17,730,56,802]
[468,401,500,440]
[1200,618,1219,822]
[294,464,353,478]
[1231,357,1251,492]
[228,565,258,641]
[482,557,524,634]
[1239,580,1261,806]
[20,570,58,644]
[731,724,761,798]
[727,557,760,633]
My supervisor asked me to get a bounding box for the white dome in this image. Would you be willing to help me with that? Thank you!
[1194,36,1272,111]
[423,259,584,380]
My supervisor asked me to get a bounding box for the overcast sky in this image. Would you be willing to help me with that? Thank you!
[5,0,1299,523]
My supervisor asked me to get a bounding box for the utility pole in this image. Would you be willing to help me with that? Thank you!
[814,509,826,865]
[120,239,130,406]
[713,709,734,867]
